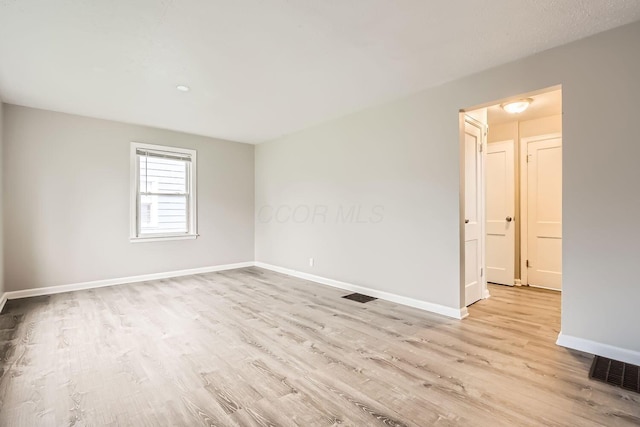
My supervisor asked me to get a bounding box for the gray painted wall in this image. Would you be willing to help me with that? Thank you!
[255,22,640,353]
[3,105,254,291]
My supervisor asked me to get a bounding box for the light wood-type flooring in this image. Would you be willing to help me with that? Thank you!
[0,267,638,426]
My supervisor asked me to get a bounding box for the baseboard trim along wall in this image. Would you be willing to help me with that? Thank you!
[3,261,637,363]
[2,261,254,301]
[254,262,468,320]
[0,293,7,314]
[557,332,640,366]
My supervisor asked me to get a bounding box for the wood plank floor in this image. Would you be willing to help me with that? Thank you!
[0,267,638,426]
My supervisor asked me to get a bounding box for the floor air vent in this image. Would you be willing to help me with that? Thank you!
[342,293,377,303]
[590,356,640,394]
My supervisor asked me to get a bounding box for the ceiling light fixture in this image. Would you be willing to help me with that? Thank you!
[501,98,532,114]
[176,85,190,92]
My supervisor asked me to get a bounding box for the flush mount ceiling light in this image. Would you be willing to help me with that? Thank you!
[501,98,533,114]
[176,85,190,92]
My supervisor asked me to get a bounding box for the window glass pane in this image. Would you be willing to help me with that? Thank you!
[140,194,188,234]
[139,155,187,194]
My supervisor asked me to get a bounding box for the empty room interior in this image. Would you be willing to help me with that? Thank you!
[0,2,639,426]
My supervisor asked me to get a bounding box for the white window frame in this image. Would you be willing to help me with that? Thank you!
[130,142,198,243]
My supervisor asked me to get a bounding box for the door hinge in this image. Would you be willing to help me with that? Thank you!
[480,268,484,277]
[526,260,530,268]
[479,143,483,153]
[526,154,532,163]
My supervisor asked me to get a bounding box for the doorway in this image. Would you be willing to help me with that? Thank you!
[461,87,562,307]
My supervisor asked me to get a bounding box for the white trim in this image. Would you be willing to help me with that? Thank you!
[557,332,640,366]
[130,234,198,243]
[130,142,198,241]
[0,293,7,313]
[458,112,466,310]
[4,262,254,300]
[529,284,561,292]
[255,262,468,320]
[3,260,469,320]
[130,142,138,239]
[519,132,562,286]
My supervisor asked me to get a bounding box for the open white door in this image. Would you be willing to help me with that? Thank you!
[486,140,515,285]
[464,117,485,306]
[524,135,562,290]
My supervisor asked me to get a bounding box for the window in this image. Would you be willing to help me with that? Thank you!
[130,142,197,242]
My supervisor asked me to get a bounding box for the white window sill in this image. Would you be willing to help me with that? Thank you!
[130,234,198,243]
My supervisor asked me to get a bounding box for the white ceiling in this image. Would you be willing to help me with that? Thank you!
[1,1,639,143]
[488,89,562,125]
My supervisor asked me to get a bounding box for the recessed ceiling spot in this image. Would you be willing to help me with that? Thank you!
[176,85,190,92]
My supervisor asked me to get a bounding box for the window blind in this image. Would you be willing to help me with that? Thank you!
[136,148,192,162]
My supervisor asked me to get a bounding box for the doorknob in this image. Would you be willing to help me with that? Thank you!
[465,219,470,224]
[506,216,513,222]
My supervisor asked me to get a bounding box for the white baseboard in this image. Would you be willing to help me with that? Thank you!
[3,261,468,321]
[557,332,640,366]
[530,284,561,292]
[255,262,467,320]
[4,261,254,301]
[0,293,7,313]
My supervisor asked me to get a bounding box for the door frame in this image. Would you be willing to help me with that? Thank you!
[519,132,562,287]
[462,114,489,305]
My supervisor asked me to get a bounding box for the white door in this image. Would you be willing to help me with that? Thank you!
[526,136,562,290]
[486,141,515,286]
[464,118,485,306]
